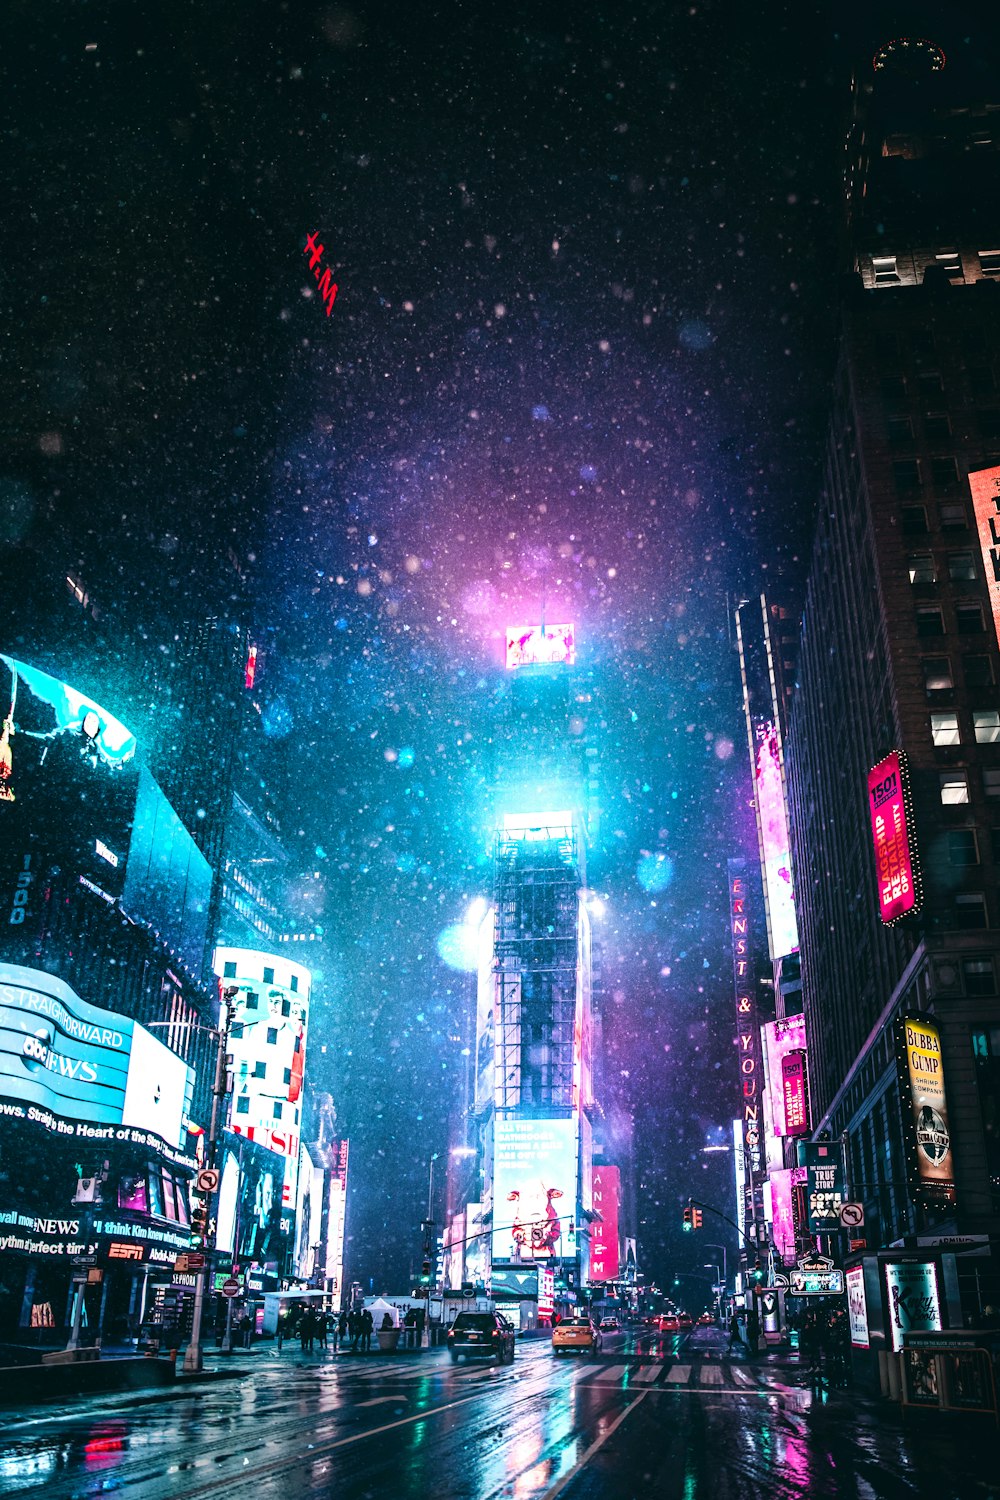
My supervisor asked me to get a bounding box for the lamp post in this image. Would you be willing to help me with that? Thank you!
[703,1242,728,1298]
[421,1153,439,1347]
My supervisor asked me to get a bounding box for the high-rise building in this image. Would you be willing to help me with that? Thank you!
[784,31,1000,1282]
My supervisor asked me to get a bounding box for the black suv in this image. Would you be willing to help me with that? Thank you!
[447,1310,516,1364]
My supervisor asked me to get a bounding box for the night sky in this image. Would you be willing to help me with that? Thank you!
[5,0,984,1294]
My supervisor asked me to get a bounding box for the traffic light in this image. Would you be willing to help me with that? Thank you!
[420,1258,431,1285]
[190,1200,209,1247]
[682,1206,693,1232]
[692,1208,703,1230]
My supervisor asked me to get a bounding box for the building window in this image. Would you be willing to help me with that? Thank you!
[923,657,954,693]
[964,959,997,996]
[252,1061,266,1079]
[882,375,907,403]
[244,992,259,1011]
[224,961,237,978]
[971,1028,1000,1212]
[956,893,989,929]
[940,502,969,530]
[949,829,980,865]
[986,769,1000,800]
[940,770,970,804]
[931,712,960,746]
[902,505,929,535]
[958,604,986,634]
[908,553,936,584]
[978,410,1000,443]
[236,1096,250,1115]
[267,1027,278,1045]
[889,417,914,446]
[283,1067,292,1086]
[969,366,997,397]
[980,250,1000,278]
[930,456,959,490]
[935,251,962,280]
[230,1023,244,1041]
[273,1102,283,1120]
[873,254,900,285]
[974,710,1000,743]
[965,655,996,688]
[262,967,275,984]
[290,974,299,993]
[894,460,922,493]
[916,607,945,637]
[918,373,945,404]
[948,551,977,582]
[924,414,952,443]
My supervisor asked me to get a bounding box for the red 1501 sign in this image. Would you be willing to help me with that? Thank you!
[868,750,922,925]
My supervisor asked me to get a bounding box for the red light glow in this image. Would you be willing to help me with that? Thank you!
[868,750,922,924]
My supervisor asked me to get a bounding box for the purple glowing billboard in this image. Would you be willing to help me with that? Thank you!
[752,722,798,960]
[868,751,922,925]
[763,1017,809,1138]
[504,623,575,671]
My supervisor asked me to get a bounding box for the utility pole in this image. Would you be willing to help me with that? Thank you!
[183,984,236,1374]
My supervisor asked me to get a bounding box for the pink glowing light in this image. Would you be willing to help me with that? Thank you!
[868,750,922,924]
[753,723,798,959]
[505,622,575,670]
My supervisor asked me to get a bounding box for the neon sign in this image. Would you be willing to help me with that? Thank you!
[752,720,799,960]
[781,1051,808,1135]
[969,464,1000,652]
[728,864,763,1176]
[504,623,575,670]
[868,750,922,924]
[303,232,339,317]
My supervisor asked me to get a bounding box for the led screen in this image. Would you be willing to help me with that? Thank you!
[0,962,193,1154]
[968,465,1000,652]
[885,1262,941,1354]
[0,656,138,916]
[324,1137,349,1292]
[214,1129,285,1269]
[762,1017,809,1137]
[799,1141,845,1232]
[900,1015,955,1203]
[123,767,212,978]
[504,623,575,670]
[868,751,922,924]
[769,1165,806,1264]
[590,1165,620,1281]
[752,721,799,960]
[492,1116,577,1263]
[846,1266,869,1348]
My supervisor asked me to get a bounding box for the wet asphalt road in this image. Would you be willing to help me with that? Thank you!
[0,1328,996,1499]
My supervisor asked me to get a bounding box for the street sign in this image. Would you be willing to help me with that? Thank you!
[197,1168,221,1194]
[71,1255,97,1267]
[185,1252,206,1271]
[221,1277,242,1299]
[839,1201,865,1229]
[461,1282,475,1297]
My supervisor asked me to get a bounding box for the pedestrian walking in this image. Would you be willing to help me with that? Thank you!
[300,1307,315,1353]
[317,1310,328,1351]
[338,1310,348,1351]
[727,1313,741,1354]
[360,1307,374,1353]
[349,1309,361,1350]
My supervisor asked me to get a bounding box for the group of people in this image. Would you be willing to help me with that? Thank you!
[277,1304,375,1354]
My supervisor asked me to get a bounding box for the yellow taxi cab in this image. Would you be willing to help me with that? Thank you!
[552,1315,603,1356]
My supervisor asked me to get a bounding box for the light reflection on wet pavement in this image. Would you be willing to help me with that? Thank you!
[0,1330,995,1499]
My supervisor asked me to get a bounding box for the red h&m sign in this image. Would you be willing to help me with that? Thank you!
[303,232,339,317]
[589,1166,620,1282]
[867,750,922,925]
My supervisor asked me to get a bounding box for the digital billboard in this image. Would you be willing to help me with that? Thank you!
[868,751,922,925]
[798,1140,845,1232]
[728,864,764,1178]
[324,1137,349,1296]
[968,464,1000,652]
[214,1129,285,1269]
[885,1262,942,1354]
[752,721,799,961]
[846,1266,869,1348]
[504,623,576,671]
[762,1016,809,1138]
[123,767,212,978]
[590,1165,620,1282]
[897,1015,956,1204]
[769,1166,805,1265]
[0,656,139,919]
[213,948,311,1208]
[474,910,496,1114]
[492,1116,577,1263]
[0,962,193,1154]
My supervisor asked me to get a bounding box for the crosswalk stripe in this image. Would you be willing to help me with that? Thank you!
[699,1365,723,1386]
[572,1365,602,1381]
[630,1365,663,1385]
[729,1365,757,1387]
[665,1364,691,1384]
[600,1364,629,1382]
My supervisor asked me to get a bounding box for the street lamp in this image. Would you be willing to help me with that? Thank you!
[703,1242,728,1297]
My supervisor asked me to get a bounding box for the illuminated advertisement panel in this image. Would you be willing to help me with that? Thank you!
[733,1118,747,1246]
[770,1166,806,1265]
[538,1266,555,1320]
[590,1165,620,1282]
[504,623,576,671]
[0,656,138,917]
[474,910,496,1113]
[465,1202,488,1287]
[968,464,1000,651]
[752,721,799,961]
[213,948,311,1208]
[214,1129,286,1269]
[492,1117,578,1263]
[846,1266,869,1348]
[781,1052,808,1136]
[123,768,212,978]
[867,751,922,925]
[728,863,763,1177]
[324,1137,349,1296]
[798,1141,845,1232]
[885,1262,942,1354]
[762,1017,809,1138]
[897,1015,956,1203]
[0,962,193,1154]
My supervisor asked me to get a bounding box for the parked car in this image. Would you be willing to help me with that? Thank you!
[553,1316,603,1356]
[447,1310,516,1364]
